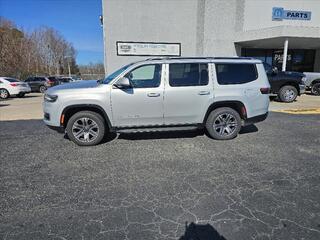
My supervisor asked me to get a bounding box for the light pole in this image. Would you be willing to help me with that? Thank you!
[64,56,72,77]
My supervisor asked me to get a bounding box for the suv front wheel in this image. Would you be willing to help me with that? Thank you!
[66,111,106,146]
[205,107,242,140]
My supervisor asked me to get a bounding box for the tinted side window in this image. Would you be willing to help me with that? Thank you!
[169,63,208,87]
[216,63,258,85]
[125,64,161,88]
[5,78,19,82]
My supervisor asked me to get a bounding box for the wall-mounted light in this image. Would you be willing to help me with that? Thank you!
[99,15,103,27]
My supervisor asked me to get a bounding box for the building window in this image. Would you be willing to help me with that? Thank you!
[242,48,315,72]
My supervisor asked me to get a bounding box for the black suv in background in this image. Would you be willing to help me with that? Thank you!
[24,76,59,93]
[263,62,306,103]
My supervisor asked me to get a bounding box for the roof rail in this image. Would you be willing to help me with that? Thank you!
[146,56,255,61]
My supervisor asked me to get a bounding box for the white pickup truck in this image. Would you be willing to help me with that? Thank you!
[303,72,320,95]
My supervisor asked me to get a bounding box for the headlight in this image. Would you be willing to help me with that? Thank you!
[44,94,58,102]
[301,77,307,84]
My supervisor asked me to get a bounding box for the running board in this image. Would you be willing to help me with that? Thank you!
[116,125,199,133]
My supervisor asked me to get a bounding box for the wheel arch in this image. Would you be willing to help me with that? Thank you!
[203,101,247,124]
[61,104,112,130]
[279,81,300,94]
[311,79,320,85]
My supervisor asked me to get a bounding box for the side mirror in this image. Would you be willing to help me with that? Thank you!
[114,77,132,89]
[272,66,278,74]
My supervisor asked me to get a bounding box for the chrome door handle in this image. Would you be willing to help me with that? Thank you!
[198,91,210,95]
[147,92,160,97]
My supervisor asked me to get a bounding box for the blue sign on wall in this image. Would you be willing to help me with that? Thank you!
[272,7,311,21]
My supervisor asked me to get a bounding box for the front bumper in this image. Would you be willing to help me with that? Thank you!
[43,100,62,127]
[299,84,305,95]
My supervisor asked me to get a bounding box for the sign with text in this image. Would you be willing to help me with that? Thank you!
[272,7,311,21]
[116,42,181,56]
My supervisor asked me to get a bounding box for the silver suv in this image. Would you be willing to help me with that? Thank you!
[43,57,270,146]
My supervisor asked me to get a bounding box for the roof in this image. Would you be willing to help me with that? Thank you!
[132,56,262,65]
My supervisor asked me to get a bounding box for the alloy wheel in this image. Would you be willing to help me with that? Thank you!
[39,86,46,93]
[311,83,320,95]
[72,117,100,143]
[283,89,295,102]
[0,89,9,99]
[213,113,238,137]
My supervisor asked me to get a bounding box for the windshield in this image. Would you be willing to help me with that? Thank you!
[103,63,133,84]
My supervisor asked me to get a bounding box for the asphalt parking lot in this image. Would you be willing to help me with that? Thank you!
[0,95,320,240]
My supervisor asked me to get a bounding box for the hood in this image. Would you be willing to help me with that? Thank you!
[49,80,99,92]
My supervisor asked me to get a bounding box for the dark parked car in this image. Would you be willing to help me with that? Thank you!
[263,62,306,103]
[24,76,59,93]
[24,77,48,93]
[46,76,61,88]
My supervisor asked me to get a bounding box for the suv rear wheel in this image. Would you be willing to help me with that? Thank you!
[278,85,298,103]
[66,111,106,146]
[205,107,241,140]
[311,83,320,96]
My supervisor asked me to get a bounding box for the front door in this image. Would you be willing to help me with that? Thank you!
[111,64,164,127]
[164,62,213,124]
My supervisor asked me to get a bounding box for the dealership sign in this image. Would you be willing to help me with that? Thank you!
[116,41,181,56]
[272,7,311,21]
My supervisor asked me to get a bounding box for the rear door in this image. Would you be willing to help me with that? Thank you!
[25,77,36,91]
[163,62,213,124]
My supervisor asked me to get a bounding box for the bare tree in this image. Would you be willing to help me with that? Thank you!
[0,17,79,79]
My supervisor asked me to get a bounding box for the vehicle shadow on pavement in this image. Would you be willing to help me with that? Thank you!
[118,129,204,140]
[21,95,42,99]
[0,103,10,107]
[239,124,258,134]
[179,222,227,240]
[114,125,258,141]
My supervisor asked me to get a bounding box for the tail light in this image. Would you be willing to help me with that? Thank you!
[260,87,270,94]
[241,106,247,119]
[10,83,18,87]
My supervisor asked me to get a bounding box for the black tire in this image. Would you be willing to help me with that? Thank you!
[17,93,25,98]
[311,83,320,96]
[205,107,242,140]
[278,85,298,103]
[0,89,10,99]
[39,85,47,93]
[66,111,106,146]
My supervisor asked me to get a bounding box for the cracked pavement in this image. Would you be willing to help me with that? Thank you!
[0,112,319,239]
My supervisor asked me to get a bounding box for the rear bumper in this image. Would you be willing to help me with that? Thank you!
[244,112,268,126]
[9,87,31,95]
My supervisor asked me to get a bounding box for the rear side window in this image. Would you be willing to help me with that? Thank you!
[216,63,258,85]
[169,63,208,87]
[4,78,19,82]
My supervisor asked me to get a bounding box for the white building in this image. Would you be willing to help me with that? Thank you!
[102,0,320,74]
